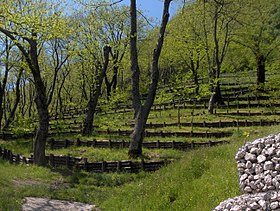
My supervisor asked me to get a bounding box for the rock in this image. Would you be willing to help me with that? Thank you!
[244,186,252,193]
[264,161,274,170]
[22,197,99,211]
[265,138,274,145]
[270,201,279,210]
[240,174,248,181]
[257,154,266,163]
[246,161,252,169]
[249,201,259,209]
[258,199,266,209]
[245,153,256,161]
[235,151,246,160]
[255,164,263,174]
[275,164,280,171]
[267,147,276,156]
[250,147,259,154]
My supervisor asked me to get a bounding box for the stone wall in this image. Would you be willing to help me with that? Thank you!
[214,133,280,210]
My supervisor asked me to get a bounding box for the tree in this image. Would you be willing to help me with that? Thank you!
[128,0,172,158]
[98,5,130,100]
[161,4,206,96]
[0,36,14,130]
[234,0,280,86]
[0,0,69,165]
[200,0,240,114]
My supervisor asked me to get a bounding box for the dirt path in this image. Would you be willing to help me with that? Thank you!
[22,197,100,211]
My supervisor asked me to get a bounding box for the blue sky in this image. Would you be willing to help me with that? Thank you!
[119,0,180,21]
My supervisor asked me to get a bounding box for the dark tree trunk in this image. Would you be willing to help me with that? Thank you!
[256,54,266,85]
[28,83,35,118]
[208,81,223,114]
[3,68,23,130]
[190,59,200,95]
[29,39,49,166]
[128,0,172,158]
[105,62,118,100]
[0,38,11,130]
[82,46,111,136]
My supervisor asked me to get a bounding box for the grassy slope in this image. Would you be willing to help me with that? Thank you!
[1,125,280,210]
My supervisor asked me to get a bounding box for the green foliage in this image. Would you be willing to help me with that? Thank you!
[11,116,36,138]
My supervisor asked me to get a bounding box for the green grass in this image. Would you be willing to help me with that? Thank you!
[1,124,280,210]
[2,79,280,210]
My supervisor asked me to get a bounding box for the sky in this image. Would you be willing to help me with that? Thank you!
[120,0,180,21]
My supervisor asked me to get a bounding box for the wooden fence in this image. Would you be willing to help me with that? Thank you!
[135,119,280,129]
[0,146,171,173]
[47,138,229,150]
[94,129,233,138]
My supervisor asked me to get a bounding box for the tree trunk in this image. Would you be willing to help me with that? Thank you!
[82,46,111,136]
[3,68,23,130]
[105,62,118,100]
[128,0,172,158]
[256,54,266,85]
[0,38,11,130]
[30,39,49,166]
[208,81,223,114]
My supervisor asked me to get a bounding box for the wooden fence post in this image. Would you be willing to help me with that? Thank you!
[172,141,175,149]
[117,161,122,172]
[64,139,69,148]
[66,156,71,169]
[191,141,194,149]
[15,154,20,164]
[76,138,81,147]
[49,138,55,150]
[102,161,107,172]
[141,159,145,171]
[177,107,181,128]
[8,150,13,163]
[156,140,160,149]
[49,154,55,167]
[121,140,125,148]
[83,158,88,171]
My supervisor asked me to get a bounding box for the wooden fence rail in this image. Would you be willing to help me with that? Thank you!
[47,138,229,151]
[94,129,233,138]
[0,146,171,173]
[134,119,280,129]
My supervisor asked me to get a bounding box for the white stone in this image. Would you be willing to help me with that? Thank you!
[264,161,274,170]
[272,157,280,163]
[244,186,252,193]
[267,147,276,156]
[237,162,246,168]
[245,153,256,161]
[257,154,266,163]
[258,199,266,209]
[250,147,259,154]
[231,205,242,211]
[265,138,274,145]
[246,161,252,169]
[270,201,279,210]
[264,175,272,185]
[249,181,256,190]
[271,191,278,201]
[240,174,248,181]
[275,164,280,171]
[249,201,259,209]
[236,150,246,160]
[255,164,263,174]
[272,171,278,177]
